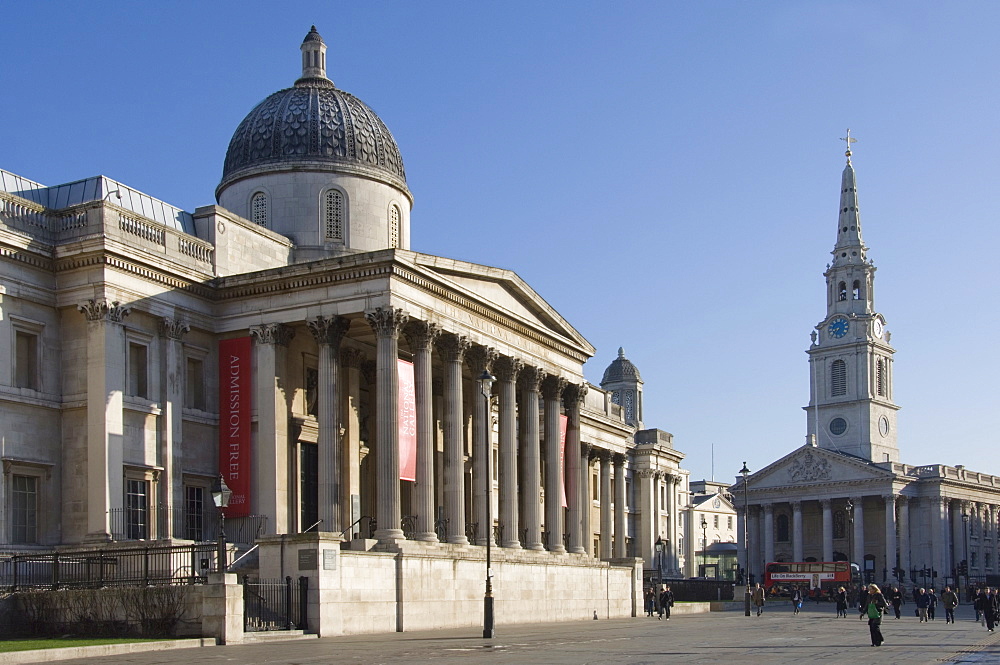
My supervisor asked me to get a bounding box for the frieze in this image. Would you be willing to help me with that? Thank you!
[787,450,832,482]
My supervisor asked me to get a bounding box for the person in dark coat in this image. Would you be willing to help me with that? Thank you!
[644,587,655,617]
[889,586,903,619]
[941,586,959,624]
[863,584,889,647]
[751,583,766,616]
[928,588,938,620]
[835,586,849,618]
[659,586,675,621]
[857,586,870,619]
[791,586,804,615]
[978,587,999,633]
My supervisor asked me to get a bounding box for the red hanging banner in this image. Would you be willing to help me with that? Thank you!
[560,414,568,508]
[218,337,252,517]
[397,359,417,482]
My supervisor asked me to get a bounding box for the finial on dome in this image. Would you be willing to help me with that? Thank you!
[298,25,331,85]
[840,128,857,165]
[618,347,626,358]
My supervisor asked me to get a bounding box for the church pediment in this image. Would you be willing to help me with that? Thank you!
[745,445,894,490]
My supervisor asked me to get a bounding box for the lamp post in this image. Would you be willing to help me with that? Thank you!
[700,516,708,577]
[845,498,854,590]
[962,511,970,594]
[655,536,664,613]
[478,369,496,639]
[211,474,232,572]
[740,462,751,617]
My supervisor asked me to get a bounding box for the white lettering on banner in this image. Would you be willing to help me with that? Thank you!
[769,572,837,581]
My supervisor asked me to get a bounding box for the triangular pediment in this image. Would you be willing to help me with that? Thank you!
[743,445,895,491]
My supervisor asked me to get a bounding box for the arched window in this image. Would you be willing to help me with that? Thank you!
[776,514,789,542]
[876,359,886,397]
[852,280,861,300]
[838,282,847,301]
[251,192,268,228]
[833,510,846,539]
[388,204,400,248]
[324,189,344,241]
[831,359,847,396]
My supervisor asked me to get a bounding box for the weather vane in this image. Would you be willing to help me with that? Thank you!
[840,129,857,163]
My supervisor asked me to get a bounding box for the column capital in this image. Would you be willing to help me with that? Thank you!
[340,346,366,369]
[435,332,471,362]
[250,323,295,346]
[636,468,657,479]
[307,315,351,347]
[517,365,545,392]
[580,441,592,457]
[402,320,441,350]
[493,356,524,382]
[883,493,898,505]
[465,344,499,374]
[763,503,774,515]
[78,298,130,323]
[819,498,832,509]
[612,452,626,467]
[596,449,612,464]
[541,373,567,400]
[365,307,409,339]
[563,383,588,409]
[791,500,802,510]
[158,317,190,340]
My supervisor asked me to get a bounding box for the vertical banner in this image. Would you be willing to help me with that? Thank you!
[559,414,568,508]
[397,359,417,482]
[219,337,252,517]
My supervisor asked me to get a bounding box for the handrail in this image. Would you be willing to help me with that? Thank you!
[302,519,323,533]
[228,544,259,571]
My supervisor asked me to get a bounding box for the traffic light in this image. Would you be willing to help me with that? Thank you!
[959,560,968,576]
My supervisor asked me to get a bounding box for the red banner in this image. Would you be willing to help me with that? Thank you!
[219,337,252,517]
[559,414,568,508]
[397,359,417,482]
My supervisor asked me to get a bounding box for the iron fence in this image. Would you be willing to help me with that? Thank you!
[243,575,308,632]
[644,575,734,602]
[105,506,267,545]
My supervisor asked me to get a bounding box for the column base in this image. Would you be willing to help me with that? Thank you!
[502,541,522,550]
[447,536,470,546]
[375,529,406,544]
[414,532,439,542]
[83,530,112,544]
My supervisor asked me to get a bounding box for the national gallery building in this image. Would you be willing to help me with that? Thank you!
[0,28,689,631]
[732,146,1000,593]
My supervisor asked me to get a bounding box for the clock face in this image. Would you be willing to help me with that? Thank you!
[872,319,884,339]
[828,316,849,339]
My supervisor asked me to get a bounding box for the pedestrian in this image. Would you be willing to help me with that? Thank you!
[928,588,938,620]
[751,583,766,616]
[941,586,959,624]
[791,585,804,615]
[857,585,869,620]
[973,588,984,623]
[835,586,848,618]
[915,587,930,622]
[890,586,903,620]
[981,587,999,633]
[863,583,889,647]
[659,585,675,621]
[644,587,655,617]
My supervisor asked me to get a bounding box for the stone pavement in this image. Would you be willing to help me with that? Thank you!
[15,603,1000,665]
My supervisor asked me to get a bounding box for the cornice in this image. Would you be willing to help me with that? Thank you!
[55,250,215,300]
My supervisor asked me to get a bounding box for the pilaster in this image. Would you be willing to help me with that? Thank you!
[158,316,189,539]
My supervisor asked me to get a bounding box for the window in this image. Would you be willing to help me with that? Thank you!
[833,510,846,539]
[776,514,789,542]
[185,485,204,541]
[251,192,268,228]
[838,282,847,301]
[11,475,38,544]
[388,204,400,248]
[14,330,39,390]
[324,189,344,241]
[592,473,598,502]
[128,342,149,399]
[305,366,318,417]
[876,359,886,397]
[830,359,847,396]
[185,357,206,410]
[125,478,149,540]
[852,280,861,300]
[713,514,719,528]
[300,443,318,531]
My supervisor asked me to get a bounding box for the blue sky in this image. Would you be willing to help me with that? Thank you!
[3,1,998,484]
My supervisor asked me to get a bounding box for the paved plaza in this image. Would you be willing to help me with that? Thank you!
[13,603,1000,665]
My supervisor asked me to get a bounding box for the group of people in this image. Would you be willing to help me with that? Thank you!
[972,587,1000,632]
[643,585,675,620]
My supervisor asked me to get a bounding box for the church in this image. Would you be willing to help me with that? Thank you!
[0,27,691,631]
[732,139,1000,595]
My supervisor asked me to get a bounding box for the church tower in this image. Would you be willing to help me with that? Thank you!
[804,132,899,463]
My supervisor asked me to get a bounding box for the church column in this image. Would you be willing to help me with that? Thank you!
[519,366,544,550]
[307,316,350,535]
[467,346,498,546]
[78,299,130,541]
[580,444,593,556]
[435,332,469,545]
[748,506,761,582]
[638,469,656,568]
[763,503,775,566]
[542,374,567,553]
[365,307,409,542]
[340,348,365,533]
[493,356,522,549]
[250,322,294,535]
[564,384,587,554]
[884,494,897,579]
[402,321,440,542]
[898,496,910,587]
[599,451,612,559]
[851,496,865,570]
[951,500,966,577]
[158,317,189,539]
[613,454,627,558]
[931,497,949,581]
[792,501,804,562]
[820,499,833,562]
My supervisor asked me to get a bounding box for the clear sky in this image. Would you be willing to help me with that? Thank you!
[3,1,998,485]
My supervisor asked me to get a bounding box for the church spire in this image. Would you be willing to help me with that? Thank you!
[831,130,867,269]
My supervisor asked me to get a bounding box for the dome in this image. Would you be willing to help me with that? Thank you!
[601,347,642,385]
[218,27,408,199]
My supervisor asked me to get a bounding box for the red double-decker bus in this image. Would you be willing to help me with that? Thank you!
[763,561,859,597]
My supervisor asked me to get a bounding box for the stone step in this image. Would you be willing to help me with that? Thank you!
[240,630,318,643]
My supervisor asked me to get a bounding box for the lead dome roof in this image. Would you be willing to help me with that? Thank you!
[601,347,643,385]
[218,27,408,197]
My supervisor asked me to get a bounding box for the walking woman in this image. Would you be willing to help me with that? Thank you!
[791,586,804,615]
[863,583,889,647]
[835,586,849,618]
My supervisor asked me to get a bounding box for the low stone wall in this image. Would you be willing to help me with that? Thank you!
[257,533,642,637]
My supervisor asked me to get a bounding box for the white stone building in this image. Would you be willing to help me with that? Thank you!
[685,480,737,579]
[732,142,1000,593]
[0,27,692,631]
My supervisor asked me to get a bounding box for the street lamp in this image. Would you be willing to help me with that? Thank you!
[478,369,496,639]
[845,498,854,589]
[700,516,708,577]
[740,462,751,617]
[655,537,665,613]
[211,474,232,572]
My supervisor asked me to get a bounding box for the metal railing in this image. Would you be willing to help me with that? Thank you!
[243,575,308,632]
[105,506,266,545]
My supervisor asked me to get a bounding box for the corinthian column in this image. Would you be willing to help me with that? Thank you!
[494,356,523,548]
[884,494,897,578]
[613,454,627,558]
[581,444,593,555]
[763,503,775,565]
[792,501,803,562]
[519,366,545,550]
[307,315,350,534]
[365,307,409,542]
[820,499,833,562]
[898,496,910,587]
[158,317,189,539]
[467,345,498,546]
[403,321,441,542]
[564,383,587,554]
[436,332,471,545]
[598,451,612,559]
[542,374,567,553]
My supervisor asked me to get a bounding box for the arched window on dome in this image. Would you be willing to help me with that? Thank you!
[388,204,400,248]
[830,359,847,396]
[324,189,345,242]
[251,192,268,228]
